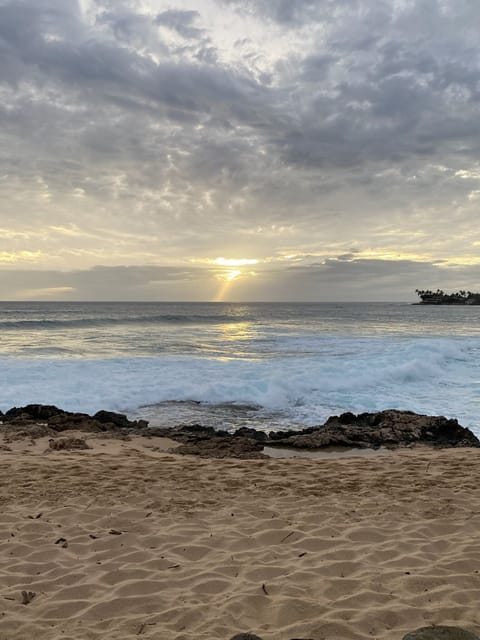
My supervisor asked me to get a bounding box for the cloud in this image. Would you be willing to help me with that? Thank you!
[1,0,480,299]
[1,265,217,300]
[154,9,204,40]
[3,257,480,302]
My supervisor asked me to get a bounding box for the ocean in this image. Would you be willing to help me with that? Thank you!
[0,301,479,435]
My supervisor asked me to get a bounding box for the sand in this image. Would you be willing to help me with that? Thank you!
[1,432,480,640]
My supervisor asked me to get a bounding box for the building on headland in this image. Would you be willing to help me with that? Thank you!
[415,289,480,304]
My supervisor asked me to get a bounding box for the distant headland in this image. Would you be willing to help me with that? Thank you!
[415,289,480,305]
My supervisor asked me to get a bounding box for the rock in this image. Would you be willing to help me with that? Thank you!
[5,424,56,440]
[21,590,36,605]
[2,405,148,433]
[173,436,266,459]
[267,410,480,450]
[403,626,480,640]
[179,424,225,439]
[230,635,265,640]
[48,437,90,451]
[93,410,148,429]
[233,427,267,442]
[2,404,478,457]
[5,404,68,420]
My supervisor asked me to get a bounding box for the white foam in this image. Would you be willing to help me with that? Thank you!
[1,335,479,434]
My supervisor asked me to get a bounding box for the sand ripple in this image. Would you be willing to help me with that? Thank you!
[0,436,480,639]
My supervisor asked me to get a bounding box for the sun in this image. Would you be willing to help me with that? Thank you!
[223,269,242,281]
[212,258,258,301]
[213,257,258,267]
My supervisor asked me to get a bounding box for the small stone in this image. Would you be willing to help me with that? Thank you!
[230,635,265,640]
[48,437,90,451]
[21,590,36,605]
[403,626,480,640]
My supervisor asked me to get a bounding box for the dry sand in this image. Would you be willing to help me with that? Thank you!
[1,432,480,640]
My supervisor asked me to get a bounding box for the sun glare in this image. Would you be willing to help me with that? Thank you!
[210,258,259,301]
[223,269,242,281]
[213,257,258,267]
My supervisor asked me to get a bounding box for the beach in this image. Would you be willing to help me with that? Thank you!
[1,431,480,639]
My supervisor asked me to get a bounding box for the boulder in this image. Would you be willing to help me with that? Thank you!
[267,410,480,450]
[93,410,148,429]
[5,404,71,420]
[2,405,148,433]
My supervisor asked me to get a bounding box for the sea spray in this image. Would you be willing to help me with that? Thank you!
[1,301,479,434]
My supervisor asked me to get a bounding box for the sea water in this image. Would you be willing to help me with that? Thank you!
[0,301,479,435]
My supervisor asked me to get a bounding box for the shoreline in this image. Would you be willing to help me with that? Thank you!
[1,405,478,460]
[1,429,480,639]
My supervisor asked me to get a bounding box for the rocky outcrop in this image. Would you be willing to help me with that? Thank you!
[146,424,267,459]
[1,404,147,433]
[0,405,478,457]
[93,410,148,429]
[267,410,480,450]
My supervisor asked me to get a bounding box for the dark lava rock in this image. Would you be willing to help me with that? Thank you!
[230,634,265,640]
[174,424,226,439]
[159,424,267,458]
[2,405,478,457]
[2,405,149,433]
[403,626,480,640]
[5,404,70,420]
[267,410,480,450]
[173,436,266,459]
[233,427,267,442]
[93,410,148,429]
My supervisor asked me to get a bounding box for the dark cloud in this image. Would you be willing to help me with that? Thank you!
[155,9,204,40]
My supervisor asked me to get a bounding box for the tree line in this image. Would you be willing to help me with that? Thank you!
[415,289,480,304]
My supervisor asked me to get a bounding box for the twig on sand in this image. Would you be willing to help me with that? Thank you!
[261,583,269,595]
[137,622,156,635]
[280,531,294,543]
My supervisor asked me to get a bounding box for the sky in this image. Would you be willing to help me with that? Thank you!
[1,0,480,301]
